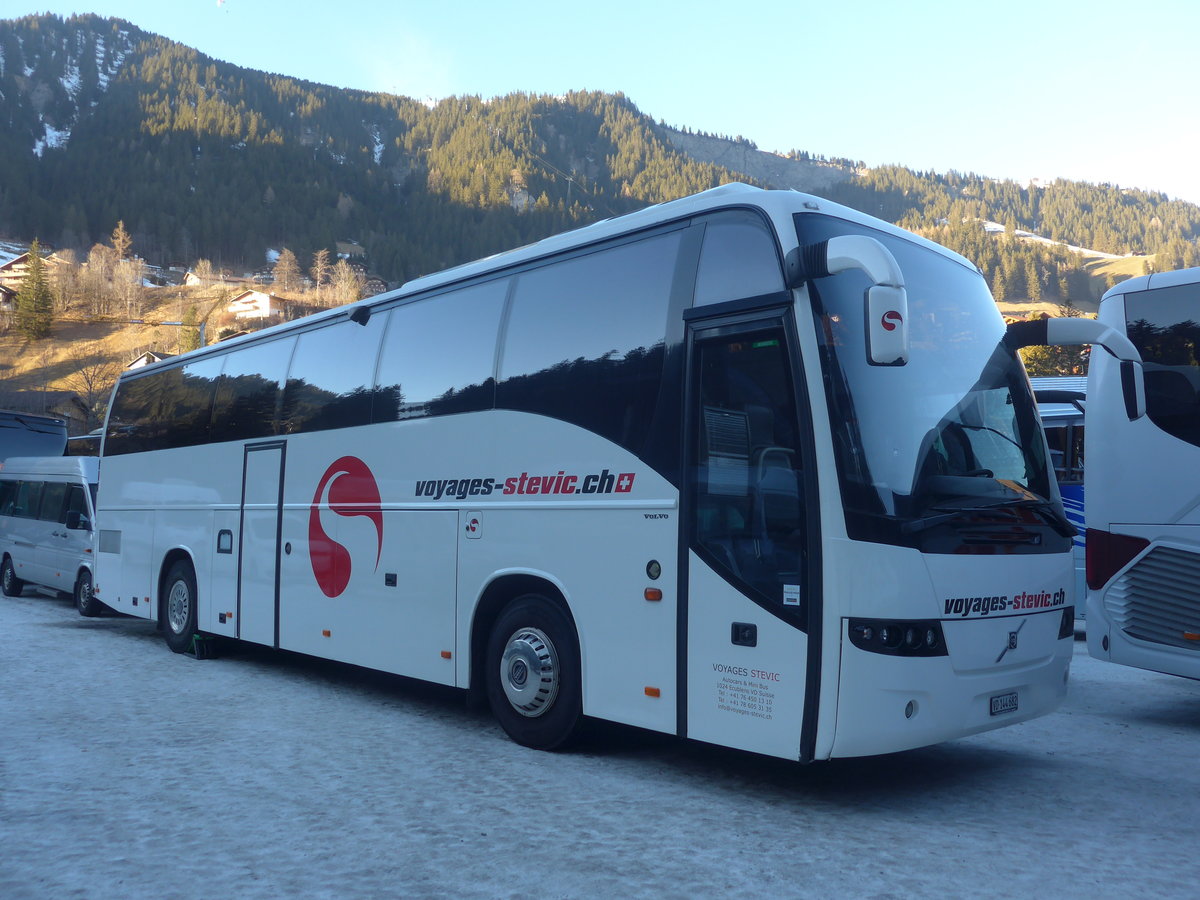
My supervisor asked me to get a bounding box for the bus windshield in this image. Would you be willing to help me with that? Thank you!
[797,213,1060,550]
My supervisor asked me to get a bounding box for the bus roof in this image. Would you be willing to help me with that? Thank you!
[120,183,980,375]
[1101,265,1200,301]
[397,183,978,298]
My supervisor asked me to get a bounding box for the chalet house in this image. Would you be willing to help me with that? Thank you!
[227,289,288,319]
[0,250,65,295]
[363,275,389,297]
[126,351,176,370]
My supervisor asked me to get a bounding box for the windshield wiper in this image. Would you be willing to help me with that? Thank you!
[903,498,1076,537]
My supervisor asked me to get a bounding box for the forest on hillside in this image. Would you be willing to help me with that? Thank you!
[2,13,1199,305]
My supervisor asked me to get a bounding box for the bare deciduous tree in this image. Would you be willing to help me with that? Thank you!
[331,258,365,306]
[62,343,123,430]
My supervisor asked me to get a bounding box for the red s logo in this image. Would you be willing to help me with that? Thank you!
[309,456,383,598]
[881,310,903,332]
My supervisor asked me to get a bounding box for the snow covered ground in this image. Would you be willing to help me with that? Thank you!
[2,591,1198,899]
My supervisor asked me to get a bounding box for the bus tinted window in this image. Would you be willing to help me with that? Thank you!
[161,357,225,450]
[498,232,680,450]
[1125,283,1200,447]
[105,374,164,456]
[694,210,784,305]
[374,281,506,421]
[210,338,295,443]
[283,313,387,433]
[13,481,42,519]
[0,481,15,515]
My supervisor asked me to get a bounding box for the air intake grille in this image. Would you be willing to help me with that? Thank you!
[1106,546,1200,650]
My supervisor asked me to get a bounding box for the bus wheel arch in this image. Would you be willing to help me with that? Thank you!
[159,552,198,654]
[474,575,583,750]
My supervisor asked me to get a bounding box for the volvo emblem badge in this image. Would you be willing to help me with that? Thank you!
[995,619,1027,664]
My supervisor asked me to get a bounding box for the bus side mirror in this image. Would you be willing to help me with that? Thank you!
[1004,317,1146,420]
[66,510,90,531]
[788,235,909,366]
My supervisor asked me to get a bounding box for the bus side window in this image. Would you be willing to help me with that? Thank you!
[0,481,15,516]
[210,337,295,443]
[374,281,507,422]
[282,314,386,434]
[694,210,784,306]
[13,481,43,519]
[38,482,68,523]
[498,232,679,454]
[65,485,89,528]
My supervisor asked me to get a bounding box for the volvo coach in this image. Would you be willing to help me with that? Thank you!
[97,184,1090,759]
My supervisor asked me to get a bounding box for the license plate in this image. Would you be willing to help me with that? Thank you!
[990,691,1018,716]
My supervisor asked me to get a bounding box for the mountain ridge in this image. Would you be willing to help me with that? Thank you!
[2,12,1198,297]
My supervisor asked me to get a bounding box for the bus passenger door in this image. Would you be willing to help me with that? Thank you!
[682,310,819,761]
[238,442,285,647]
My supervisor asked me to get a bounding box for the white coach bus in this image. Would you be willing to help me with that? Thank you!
[97,184,1093,760]
[1084,267,1200,679]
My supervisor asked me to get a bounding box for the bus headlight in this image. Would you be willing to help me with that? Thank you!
[848,618,948,657]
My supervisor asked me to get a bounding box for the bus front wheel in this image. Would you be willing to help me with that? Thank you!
[162,560,198,654]
[74,569,102,618]
[1,557,23,597]
[486,595,582,750]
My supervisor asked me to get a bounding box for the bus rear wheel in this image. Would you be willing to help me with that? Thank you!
[162,560,198,654]
[74,569,102,618]
[1,557,23,597]
[486,595,582,751]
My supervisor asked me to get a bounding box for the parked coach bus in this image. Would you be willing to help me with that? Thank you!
[96,184,1105,760]
[1083,266,1200,679]
[1032,376,1087,610]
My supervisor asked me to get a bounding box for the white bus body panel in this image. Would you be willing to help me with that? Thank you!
[97,412,681,733]
[1087,280,1200,679]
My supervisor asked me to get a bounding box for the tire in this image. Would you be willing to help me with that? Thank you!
[74,569,103,618]
[1,556,24,597]
[485,594,582,750]
[161,560,198,654]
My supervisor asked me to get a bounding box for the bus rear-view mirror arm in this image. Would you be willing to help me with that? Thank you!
[1005,317,1145,420]
[787,235,909,367]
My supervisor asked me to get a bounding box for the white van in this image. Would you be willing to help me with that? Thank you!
[0,456,102,616]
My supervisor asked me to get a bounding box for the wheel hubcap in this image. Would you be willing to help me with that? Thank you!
[500,627,559,717]
[167,580,191,634]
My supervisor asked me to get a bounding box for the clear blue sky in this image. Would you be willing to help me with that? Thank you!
[10,0,1200,204]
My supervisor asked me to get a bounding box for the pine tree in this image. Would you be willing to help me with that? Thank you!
[15,239,55,340]
[180,306,201,352]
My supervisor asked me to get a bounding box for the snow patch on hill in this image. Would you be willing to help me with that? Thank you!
[982,221,1125,259]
